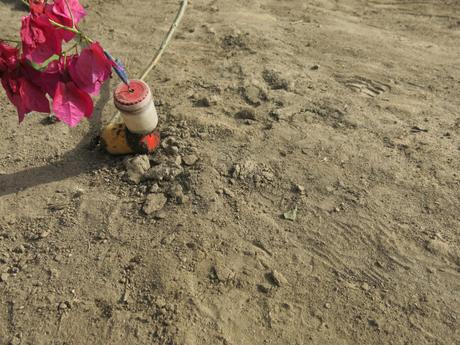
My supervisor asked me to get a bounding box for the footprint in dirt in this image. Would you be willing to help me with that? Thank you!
[336,75,391,97]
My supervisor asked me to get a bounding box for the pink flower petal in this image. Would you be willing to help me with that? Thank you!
[0,42,19,74]
[29,0,46,15]
[1,74,50,122]
[69,42,112,96]
[45,0,86,42]
[20,14,62,64]
[52,81,93,127]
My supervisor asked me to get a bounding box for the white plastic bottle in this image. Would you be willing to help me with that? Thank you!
[114,80,158,134]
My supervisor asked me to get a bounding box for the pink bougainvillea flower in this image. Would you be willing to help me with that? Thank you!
[52,80,93,126]
[0,42,19,75]
[69,42,113,96]
[20,14,62,64]
[23,58,61,97]
[45,0,86,42]
[1,72,50,122]
[29,0,46,15]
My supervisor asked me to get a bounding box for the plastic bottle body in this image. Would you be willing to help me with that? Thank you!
[114,80,158,135]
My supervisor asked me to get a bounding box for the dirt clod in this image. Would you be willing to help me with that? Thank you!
[262,69,290,90]
[236,107,257,120]
[183,154,198,166]
[143,193,168,215]
[124,155,150,184]
[267,270,288,287]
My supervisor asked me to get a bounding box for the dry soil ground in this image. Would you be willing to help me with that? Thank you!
[0,0,459,344]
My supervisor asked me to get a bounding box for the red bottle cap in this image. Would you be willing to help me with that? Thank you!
[114,80,149,106]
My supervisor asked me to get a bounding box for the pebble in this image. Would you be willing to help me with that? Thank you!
[154,211,167,220]
[124,155,150,184]
[243,84,264,106]
[0,273,8,282]
[324,303,331,309]
[183,154,198,166]
[361,282,370,291]
[295,184,305,194]
[310,64,320,70]
[257,284,271,294]
[142,193,168,215]
[174,155,183,166]
[13,245,26,254]
[368,318,379,328]
[426,238,450,257]
[169,185,187,204]
[10,336,21,345]
[40,230,51,239]
[283,206,298,221]
[150,183,160,193]
[223,188,235,198]
[194,96,211,107]
[268,270,288,287]
[236,108,257,120]
[262,69,290,90]
[144,164,183,181]
[212,264,234,282]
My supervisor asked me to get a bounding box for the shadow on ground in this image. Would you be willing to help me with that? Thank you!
[0,84,111,197]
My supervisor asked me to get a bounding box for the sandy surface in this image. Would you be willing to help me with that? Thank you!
[1,0,459,344]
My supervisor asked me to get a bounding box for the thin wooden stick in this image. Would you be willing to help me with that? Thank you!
[109,0,188,124]
[140,0,188,81]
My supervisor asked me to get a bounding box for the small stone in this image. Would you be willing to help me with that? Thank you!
[150,183,160,193]
[124,155,150,184]
[361,282,370,291]
[295,184,305,194]
[324,303,331,309]
[194,96,211,107]
[174,155,183,166]
[168,185,187,204]
[142,193,168,215]
[72,188,85,198]
[168,146,180,155]
[257,284,271,294]
[0,273,8,282]
[368,318,379,328]
[268,270,288,287]
[269,109,281,121]
[426,239,450,257]
[310,64,320,70]
[58,301,71,311]
[262,69,290,90]
[211,264,234,282]
[183,154,198,166]
[236,107,257,120]
[144,164,183,181]
[40,230,51,239]
[154,211,167,220]
[223,188,235,198]
[242,84,265,106]
[283,206,298,221]
[13,245,25,254]
[10,336,21,345]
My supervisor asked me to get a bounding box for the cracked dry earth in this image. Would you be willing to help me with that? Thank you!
[1,0,460,344]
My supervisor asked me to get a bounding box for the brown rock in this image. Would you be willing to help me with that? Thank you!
[124,155,150,184]
[183,154,198,166]
[143,193,167,215]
